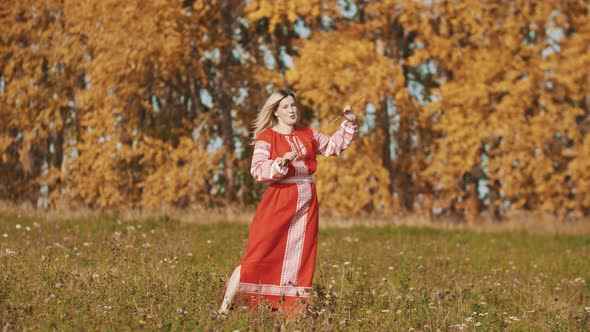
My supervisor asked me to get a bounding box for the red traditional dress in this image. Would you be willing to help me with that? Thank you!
[237,121,358,310]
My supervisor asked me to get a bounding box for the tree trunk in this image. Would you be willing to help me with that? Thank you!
[219,1,236,202]
[378,97,395,195]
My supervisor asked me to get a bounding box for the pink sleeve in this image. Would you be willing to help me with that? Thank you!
[314,121,358,156]
[250,140,289,182]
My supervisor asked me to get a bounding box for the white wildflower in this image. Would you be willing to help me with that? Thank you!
[15,224,21,229]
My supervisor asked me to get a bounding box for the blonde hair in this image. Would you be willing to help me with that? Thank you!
[252,88,298,141]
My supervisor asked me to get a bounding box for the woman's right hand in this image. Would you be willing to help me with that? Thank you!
[280,151,298,167]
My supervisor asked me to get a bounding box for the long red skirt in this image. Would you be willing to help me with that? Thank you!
[237,176,318,311]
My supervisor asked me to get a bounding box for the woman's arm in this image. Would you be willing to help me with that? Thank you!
[314,120,358,157]
[250,140,290,182]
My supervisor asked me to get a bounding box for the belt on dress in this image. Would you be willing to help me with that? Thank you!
[276,175,314,184]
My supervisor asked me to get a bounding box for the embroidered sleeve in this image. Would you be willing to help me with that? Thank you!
[314,120,358,156]
[250,140,289,182]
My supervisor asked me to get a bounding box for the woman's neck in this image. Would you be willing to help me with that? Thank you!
[272,122,295,135]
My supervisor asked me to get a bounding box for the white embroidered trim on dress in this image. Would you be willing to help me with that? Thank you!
[277,176,313,184]
[239,282,311,297]
[271,159,288,177]
[293,160,308,176]
[253,148,270,157]
[326,140,337,155]
[343,122,357,135]
[280,182,312,286]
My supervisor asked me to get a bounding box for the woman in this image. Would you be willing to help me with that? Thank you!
[219,88,358,313]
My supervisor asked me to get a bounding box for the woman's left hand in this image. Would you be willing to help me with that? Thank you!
[343,104,357,123]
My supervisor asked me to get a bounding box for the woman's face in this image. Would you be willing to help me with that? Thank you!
[274,95,298,127]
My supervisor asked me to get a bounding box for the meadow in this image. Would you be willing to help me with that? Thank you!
[1,213,589,331]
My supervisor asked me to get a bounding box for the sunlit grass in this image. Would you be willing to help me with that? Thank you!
[1,214,589,331]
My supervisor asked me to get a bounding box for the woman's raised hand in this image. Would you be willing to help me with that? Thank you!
[343,104,357,123]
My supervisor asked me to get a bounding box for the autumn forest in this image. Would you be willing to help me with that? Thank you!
[1,0,589,221]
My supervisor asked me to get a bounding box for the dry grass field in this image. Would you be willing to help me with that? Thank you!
[1,211,589,331]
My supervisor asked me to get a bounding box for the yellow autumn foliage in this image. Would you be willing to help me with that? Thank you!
[315,133,395,216]
[0,0,589,220]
